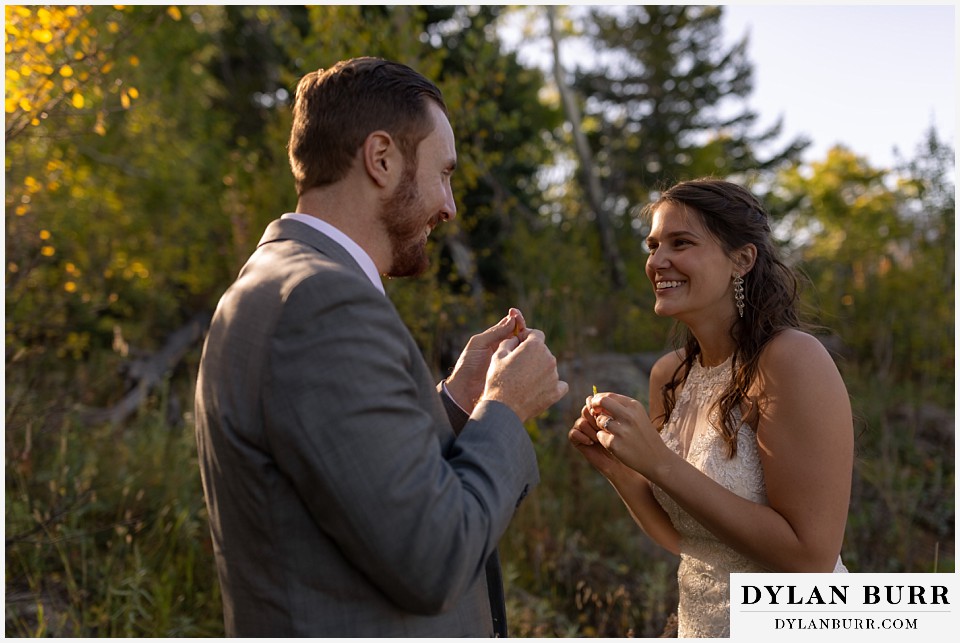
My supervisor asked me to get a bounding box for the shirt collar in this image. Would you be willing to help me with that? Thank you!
[281,212,385,295]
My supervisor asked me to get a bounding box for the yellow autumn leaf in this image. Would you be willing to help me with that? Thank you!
[128,55,139,67]
[31,29,53,43]
[59,65,74,77]
[167,6,182,21]
[71,92,84,108]
[127,87,138,99]
[120,91,130,109]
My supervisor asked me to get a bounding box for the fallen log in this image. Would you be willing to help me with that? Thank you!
[81,311,211,427]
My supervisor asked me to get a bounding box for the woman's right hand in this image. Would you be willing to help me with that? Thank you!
[568,398,626,480]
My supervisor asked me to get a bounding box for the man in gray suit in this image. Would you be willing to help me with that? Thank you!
[194,57,569,636]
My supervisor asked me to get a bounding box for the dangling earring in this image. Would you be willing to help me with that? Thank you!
[733,274,745,318]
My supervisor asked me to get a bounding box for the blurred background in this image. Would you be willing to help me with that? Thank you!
[5,5,954,637]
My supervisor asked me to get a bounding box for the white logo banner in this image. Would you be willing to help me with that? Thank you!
[731,573,956,640]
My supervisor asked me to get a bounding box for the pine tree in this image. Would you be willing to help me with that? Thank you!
[574,5,808,215]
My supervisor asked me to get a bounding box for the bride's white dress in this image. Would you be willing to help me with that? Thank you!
[651,357,846,638]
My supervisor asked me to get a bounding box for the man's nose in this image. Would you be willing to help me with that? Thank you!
[441,193,457,222]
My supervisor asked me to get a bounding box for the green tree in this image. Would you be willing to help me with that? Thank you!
[573,5,807,216]
[891,127,955,398]
[5,5,224,384]
[774,142,953,394]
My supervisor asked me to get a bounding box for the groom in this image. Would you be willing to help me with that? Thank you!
[194,57,569,636]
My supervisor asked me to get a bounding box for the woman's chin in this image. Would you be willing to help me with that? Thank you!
[653,301,674,317]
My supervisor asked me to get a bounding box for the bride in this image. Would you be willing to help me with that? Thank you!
[569,178,852,638]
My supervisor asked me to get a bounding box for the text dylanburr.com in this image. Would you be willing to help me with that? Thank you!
[731,573,956,640]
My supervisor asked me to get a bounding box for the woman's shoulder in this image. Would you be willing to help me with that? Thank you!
[652,348,684,374]
[650,349,685,387]
[758,329,840,380]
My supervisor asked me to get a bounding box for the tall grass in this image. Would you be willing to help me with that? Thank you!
[5,354,953,636]
[5,378,222,636]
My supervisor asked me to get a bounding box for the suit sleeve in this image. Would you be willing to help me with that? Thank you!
[262,270,538,614]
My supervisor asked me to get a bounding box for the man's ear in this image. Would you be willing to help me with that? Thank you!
[734,243,758,275]
[363,130,398,188]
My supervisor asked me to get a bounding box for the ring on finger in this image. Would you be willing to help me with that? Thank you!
[600,416,612,430]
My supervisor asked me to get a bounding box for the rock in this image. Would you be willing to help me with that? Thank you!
[558,352,667,408]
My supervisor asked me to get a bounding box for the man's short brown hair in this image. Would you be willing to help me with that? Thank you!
[287,57,447,196]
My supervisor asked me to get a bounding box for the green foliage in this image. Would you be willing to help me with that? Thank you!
[774,142,954,399]
[6,6,240,390]
[841,365,955,574]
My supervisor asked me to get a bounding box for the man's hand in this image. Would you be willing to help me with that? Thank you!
[481,329,569,422]
[444,308,527,414]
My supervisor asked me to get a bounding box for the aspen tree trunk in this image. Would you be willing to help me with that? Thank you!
[547,6,627,289]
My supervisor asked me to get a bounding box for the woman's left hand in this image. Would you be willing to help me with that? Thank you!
[588,392,675,481]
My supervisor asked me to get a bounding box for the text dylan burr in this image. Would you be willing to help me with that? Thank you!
[741,584,949,606]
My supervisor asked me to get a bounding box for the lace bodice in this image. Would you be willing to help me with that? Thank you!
[651,357,847,638]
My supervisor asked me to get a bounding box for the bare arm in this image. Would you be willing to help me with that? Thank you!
[595,331,853,572]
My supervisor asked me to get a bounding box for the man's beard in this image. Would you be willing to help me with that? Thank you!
[380,163,434,278]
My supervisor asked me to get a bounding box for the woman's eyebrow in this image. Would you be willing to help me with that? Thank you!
[647,229,703,243]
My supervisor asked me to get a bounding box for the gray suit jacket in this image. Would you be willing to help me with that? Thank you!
[195,218,539,636]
